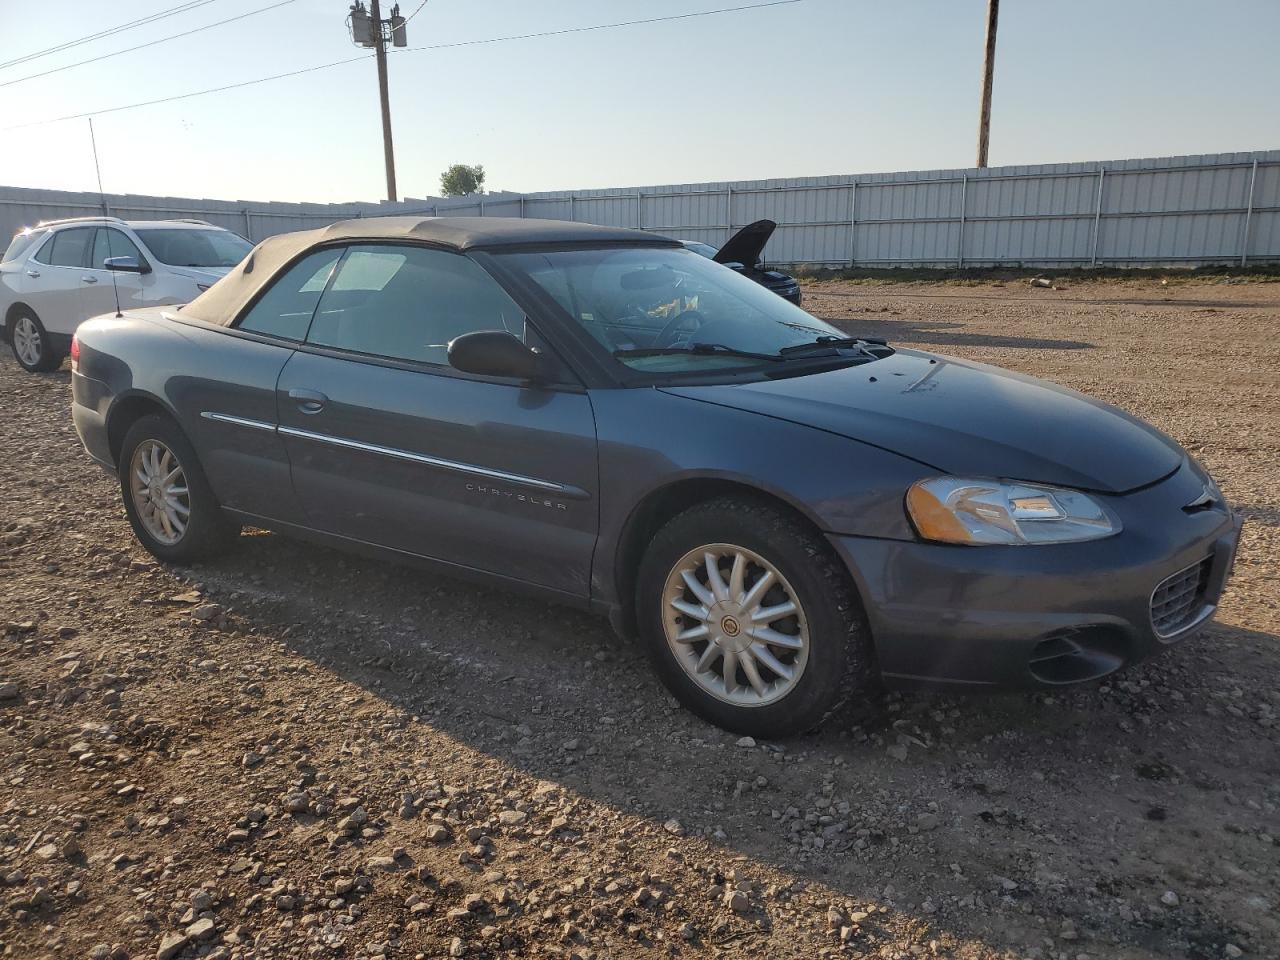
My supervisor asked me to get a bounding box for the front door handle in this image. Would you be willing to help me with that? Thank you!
[288,388,328,414]
[81,275,98,284]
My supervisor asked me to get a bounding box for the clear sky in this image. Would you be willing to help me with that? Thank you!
[1,0,1277,204]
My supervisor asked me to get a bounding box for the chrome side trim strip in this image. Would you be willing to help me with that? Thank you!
[276,424,570,495]
[200,411,277,433]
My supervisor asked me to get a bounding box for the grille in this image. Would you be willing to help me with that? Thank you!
[1150,557,1212,638]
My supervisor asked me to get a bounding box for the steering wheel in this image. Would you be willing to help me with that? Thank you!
[655,309,708,347]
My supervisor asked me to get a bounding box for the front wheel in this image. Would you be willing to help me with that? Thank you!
[9,309,62,373]
[119,414,238,563]
[636,497,872,737]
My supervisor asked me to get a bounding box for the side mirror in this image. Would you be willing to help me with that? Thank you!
[448,330,547,381]
[104,255,150,275]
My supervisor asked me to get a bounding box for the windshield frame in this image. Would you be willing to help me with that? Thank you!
[483,243,878,388]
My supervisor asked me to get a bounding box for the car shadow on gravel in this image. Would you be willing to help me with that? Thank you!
[190,528,1280,957]
[825,316,1097,351]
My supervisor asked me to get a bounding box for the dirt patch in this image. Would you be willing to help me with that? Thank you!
[0,280,1277,960]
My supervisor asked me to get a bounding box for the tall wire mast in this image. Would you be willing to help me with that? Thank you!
[88,118,123,318]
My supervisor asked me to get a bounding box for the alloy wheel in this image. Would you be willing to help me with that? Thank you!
[12,316,42,367]
[661,543,810,707]
[130,439,191,545]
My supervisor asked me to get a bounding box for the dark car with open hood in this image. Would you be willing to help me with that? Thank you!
[681,219,801,305]
[68,216,1242,736]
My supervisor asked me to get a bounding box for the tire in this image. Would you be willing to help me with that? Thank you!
[118,414,239,563]
[8,308,62,373]
[635,496,872,737]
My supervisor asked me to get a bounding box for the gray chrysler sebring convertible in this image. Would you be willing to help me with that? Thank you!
[70,217,1242,735]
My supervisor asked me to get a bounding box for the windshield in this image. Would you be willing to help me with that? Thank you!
[133,227,252,268]
[499,246,842,373]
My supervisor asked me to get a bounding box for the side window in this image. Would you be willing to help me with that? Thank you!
[237,248,343,340]
[89,228,145,270]
[43,227,95,268]
[305,244,524,366]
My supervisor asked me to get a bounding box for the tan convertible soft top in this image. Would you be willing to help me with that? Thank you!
[181,216,675,327]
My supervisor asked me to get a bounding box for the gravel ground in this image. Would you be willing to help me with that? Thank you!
[0,278,1277,960]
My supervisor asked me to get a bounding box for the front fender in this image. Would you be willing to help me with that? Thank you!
[589,387,931,606]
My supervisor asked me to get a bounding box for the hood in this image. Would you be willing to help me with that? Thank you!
[164,264,233,285]
[715,219,775,268]
[660,349,1184,494]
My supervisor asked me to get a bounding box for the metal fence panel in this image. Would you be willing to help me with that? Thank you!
[2,151,1276,267]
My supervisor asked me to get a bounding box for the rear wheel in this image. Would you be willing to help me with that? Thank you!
[636,496,872,737]
[119,414,238,562]
[9,309,62,372]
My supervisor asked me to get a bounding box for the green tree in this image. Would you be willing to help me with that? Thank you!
[439,163,486,197]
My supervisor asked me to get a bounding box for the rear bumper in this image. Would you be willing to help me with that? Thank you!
[829,464,1242,689]
[71,370,116,471]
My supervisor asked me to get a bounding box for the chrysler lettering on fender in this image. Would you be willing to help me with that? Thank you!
[465,481,568,511]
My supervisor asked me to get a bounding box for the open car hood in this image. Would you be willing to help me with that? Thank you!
[714,219,775,268]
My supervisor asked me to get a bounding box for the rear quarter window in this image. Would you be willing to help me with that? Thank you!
[3,230,45,263]
[237,248,344,340]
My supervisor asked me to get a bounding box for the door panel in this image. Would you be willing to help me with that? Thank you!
[165,322,305,523]
[80,268,145,318]
[25,229,93,336]
[81,228,150,316]
[276,350,599,597]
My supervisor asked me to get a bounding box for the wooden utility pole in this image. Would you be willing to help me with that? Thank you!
[370,0,398,202]
[976,0,999,169]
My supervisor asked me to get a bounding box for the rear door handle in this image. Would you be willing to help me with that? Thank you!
[81,275,98,284]
[25,269,40,278]
[288,388,328,414]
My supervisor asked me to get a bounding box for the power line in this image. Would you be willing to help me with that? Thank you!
[396,0,430,30]
[0,0,223,72]
[5,54,374,130]
[3,0,807,130]
[395,0,805,56]
[0,0,298,90]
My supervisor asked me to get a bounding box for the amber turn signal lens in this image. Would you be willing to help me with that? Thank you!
[906,484,974,544]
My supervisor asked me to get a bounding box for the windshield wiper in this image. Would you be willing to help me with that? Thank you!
[613,342,782,362]
[778,335,885,359]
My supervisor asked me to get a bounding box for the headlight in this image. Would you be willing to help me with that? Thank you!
[906,477,1120,545]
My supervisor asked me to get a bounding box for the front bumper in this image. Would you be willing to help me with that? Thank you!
[829,462,1242,689]
[771,284,802,306]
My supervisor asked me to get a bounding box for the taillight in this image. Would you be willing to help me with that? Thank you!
[70,333,80,371]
